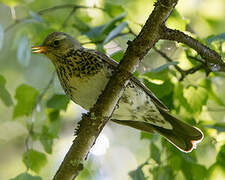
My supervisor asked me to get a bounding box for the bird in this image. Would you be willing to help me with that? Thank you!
[32,32,203,153]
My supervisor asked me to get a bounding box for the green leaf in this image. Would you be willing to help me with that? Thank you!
[216,144,225,168]
[0,74,13,106]
[184,85,208,113]
[0,24,4,50]
[129,163,146,180]
[204,123,225,133]
[10,172,42,180]
[142,69,170,81]
[47,109,61,137]
[84,25,105,41]
[179,152,205,180]
[40,125,54,154]
[143,71,173,108]
[103,21,128,44]
[174,83,192,112]
[46,94,70,111]
[101,13,126,35]
[151,61,179,73]
[168,155,182,170]
[73,15,91,33]
[160,91,174,109]
[13,84,39,119]
[151,166,174,180]
[166,9,189,31]
[110,50,124,63]
[23,149,47,173]
[206,33,225,45]
[181,152,197,163]
[191,163,208,180]
[140,131,153,140]
[40,109,61,153]
[17,35,31,67]
[181,163,207,180]
[200,79,225,106]
[47,108,60,122]
[150,142,161,164]
[104,2,124,17]
[143,78,174,99]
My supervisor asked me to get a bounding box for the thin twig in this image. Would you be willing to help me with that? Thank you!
[127,25,137,36]
[184,64,204,74]
[36,71,55,104]
[186,55,205,64]
[153,46,186,79]
[81,32,130,45]
[24,72,55,170]
[61,7,77,29]
[4,5,104,33]
[38,5,104,15]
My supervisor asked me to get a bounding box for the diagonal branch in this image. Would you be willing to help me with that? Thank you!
[60,7,77,29]
[53,0,178,179]
[159,26,225,72]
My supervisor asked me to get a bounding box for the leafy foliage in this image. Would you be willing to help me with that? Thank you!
[216,145,225,168]
[150,142,161,164]
[23,149,47,173]
[46,94,70,111]
[206,33,225,45]
[13,84,39,119]
[104,2,124,17]
[104,21,128,44]
[0,74,13,106]
[40,109,61,154]
[10,172,42,180]
[0,0,225,179]
[129,162,146,180]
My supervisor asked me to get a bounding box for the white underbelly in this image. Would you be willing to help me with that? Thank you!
[68,71,172,129]
[69,70,109,110]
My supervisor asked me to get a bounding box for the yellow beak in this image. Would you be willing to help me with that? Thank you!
[31,46,48,54]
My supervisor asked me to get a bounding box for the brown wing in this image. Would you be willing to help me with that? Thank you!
[85,48,169,111]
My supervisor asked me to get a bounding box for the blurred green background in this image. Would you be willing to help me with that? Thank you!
[0,0,225,179]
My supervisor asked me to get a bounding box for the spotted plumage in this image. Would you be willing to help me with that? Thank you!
[32,32,203,152]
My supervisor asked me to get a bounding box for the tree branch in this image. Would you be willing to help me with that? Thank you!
[53,0,178,179]
[153,46,186,79]
[153,47,212,80]
[160,26,225,72]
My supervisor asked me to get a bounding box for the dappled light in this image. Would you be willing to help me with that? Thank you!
[0,0,224,179]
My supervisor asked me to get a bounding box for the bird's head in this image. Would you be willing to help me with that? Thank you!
[32,32,81,63]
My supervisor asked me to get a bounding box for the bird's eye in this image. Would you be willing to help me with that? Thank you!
[53,40,60,46]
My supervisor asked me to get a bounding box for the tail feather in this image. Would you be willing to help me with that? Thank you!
[155,109,203,152]
[111,110,203,153]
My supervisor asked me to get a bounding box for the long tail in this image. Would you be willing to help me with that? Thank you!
[111,110,203,153]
